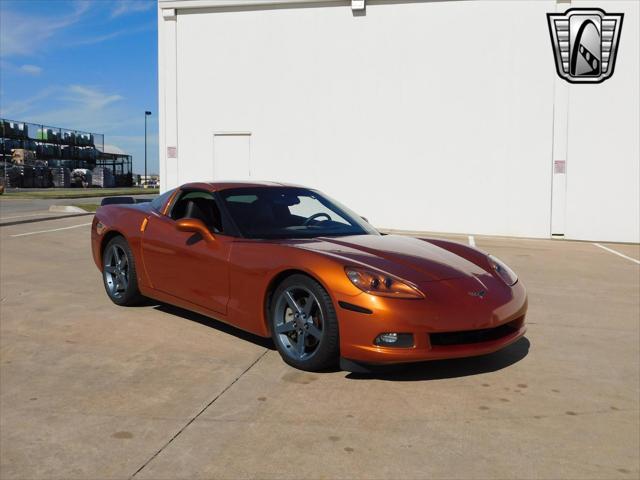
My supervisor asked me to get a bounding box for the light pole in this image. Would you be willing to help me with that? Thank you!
[144,111,151,186]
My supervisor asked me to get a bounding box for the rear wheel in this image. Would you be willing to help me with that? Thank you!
[102,236,143,306]
[270,274,339,371]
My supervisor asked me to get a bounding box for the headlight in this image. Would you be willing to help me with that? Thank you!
[488,255,518,286]
[345,266,425,299]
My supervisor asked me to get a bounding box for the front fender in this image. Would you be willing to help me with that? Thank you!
[227,242,363,337]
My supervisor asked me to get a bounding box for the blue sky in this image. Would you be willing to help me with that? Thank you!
[0,0,159,175]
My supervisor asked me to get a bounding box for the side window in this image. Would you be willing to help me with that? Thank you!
[150,188,176,213]
[170,190,223,233]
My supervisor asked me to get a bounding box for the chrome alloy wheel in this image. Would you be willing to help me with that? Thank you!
[104,244,129,299]
[273,286,324,361]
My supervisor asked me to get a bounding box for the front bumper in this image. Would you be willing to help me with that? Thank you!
[336,278,528,364]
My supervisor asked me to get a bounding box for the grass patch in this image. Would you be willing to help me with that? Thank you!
[2,188,158,199]
[73,203,100,213]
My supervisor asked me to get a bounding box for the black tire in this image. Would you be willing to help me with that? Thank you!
[270,274,339,371]
[102,236,144,306]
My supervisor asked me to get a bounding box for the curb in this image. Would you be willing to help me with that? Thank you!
[0,212,93,228]
[49,205,88,214]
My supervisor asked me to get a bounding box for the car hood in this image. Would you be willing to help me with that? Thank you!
[290,234,488,283]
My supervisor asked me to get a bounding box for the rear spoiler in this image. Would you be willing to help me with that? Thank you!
[100,197,152,206]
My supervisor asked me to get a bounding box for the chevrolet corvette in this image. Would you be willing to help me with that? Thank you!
[91,182,527,371]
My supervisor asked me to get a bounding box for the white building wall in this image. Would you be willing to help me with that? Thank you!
[563,1,639,243]
[158,0,640,243]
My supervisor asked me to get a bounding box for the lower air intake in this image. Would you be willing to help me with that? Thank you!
[430,321,519,347]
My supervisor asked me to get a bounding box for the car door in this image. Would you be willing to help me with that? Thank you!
[141,189,231,315]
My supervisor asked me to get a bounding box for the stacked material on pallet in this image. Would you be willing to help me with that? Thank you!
[92,166,115,188]
[36,128,61,143]
[20,165,35,188]
[2,121,27,139]
[77,134,92,146]
[71,168,92,188]
[0,165,20,188]
[78,148,95,160]
[34,166,53,188]
[50,167,71,188]
[5,165,35,188]
[114,174,129,187]
[11,149,36,165]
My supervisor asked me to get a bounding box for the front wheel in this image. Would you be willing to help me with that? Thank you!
[270,274,339,371]
[102,236,143,306]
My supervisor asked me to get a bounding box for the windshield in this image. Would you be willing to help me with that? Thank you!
[219,187,379,239]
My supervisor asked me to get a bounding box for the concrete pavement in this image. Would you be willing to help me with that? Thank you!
[0,217,638,479]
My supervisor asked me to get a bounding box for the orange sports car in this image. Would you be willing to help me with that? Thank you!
[92,182,527,372]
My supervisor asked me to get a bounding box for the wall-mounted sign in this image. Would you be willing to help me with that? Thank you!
[167,146,177,159]
[554,160,566,174]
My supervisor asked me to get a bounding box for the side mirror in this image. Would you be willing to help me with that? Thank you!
[176,218,215,242]
[361,216,369,223]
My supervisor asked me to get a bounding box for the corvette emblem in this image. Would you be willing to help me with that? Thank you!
[468,290,486,298]
[547,8,623,84]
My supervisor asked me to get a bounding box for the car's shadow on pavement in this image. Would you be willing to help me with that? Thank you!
[152,303,276,350]
[148,301,529,381]
[345,337,531,381]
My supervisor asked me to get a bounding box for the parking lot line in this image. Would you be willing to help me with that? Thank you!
[9,222,93,237]
[593,243,640,265]
[468,235,475,247]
